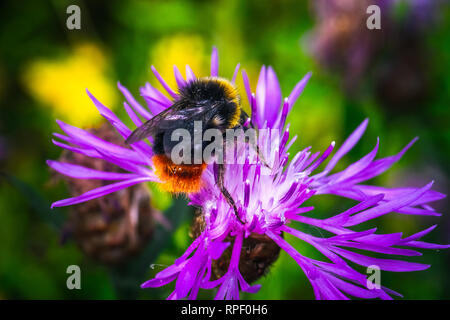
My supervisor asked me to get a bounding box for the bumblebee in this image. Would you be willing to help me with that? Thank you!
[126,77,254,223]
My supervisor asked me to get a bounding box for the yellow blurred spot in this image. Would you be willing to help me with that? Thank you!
[23,43,117,127]
[150,34,207,94]
[147,35,209,210]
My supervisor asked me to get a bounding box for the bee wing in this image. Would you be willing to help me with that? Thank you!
[125,104,215,144]
[125,107,174,144]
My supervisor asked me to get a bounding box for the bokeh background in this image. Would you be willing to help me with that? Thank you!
[0,0,449,299]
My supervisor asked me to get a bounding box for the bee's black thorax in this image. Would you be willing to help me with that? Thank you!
[178,78,239,106]
[152,77,243,159]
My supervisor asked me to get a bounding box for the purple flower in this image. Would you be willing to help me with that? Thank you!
[48,48,448,299]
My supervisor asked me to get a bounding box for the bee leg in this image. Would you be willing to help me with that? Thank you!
[253,142,271,169]
[238,112,271,169]
[215,163,245,224]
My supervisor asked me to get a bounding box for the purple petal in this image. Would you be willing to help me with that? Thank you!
[55,120,146,165]
[347,137,419,185]
[231,63,240,84]
[305,141,336,174]
[332,241,422,257]
[47,160,140,180]
[329,228,377,241]
[52,138,100,159]
[141,274,178,288]
[123,102,143,127]
[185,65,196,82]
[117,82,152,120]
[358,232,403,246]
[343,182,434,226]
[92,145,151,175]
[255,66,282,128]
[155,260,189,279]
[287,72,311,112]
[237,271,261,294]
[403,241,450,249]
[211,47,218,77]
[324,273,381,299]
[331,247,430,272]
[51,177,156,208]
[326,193,385,225]
[173,65,186,88]
[395,206,441,216]
[323,119,369,174]
[86,89,124,125]
[328,138,379,184]
[140,82,172,113]
[84,92,152,157]
[399,225,437,243]
[353,185,446,206]
[242,69,253,108]
[265,66,282,126]
[151,65,177,99]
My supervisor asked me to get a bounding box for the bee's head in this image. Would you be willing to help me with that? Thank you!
[179,77,239,106]
[178,77,242,129]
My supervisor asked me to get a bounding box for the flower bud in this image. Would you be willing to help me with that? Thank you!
[190,209,281,284]
[58,123,155,265]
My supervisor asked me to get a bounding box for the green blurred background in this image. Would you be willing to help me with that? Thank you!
[0,0,449,299]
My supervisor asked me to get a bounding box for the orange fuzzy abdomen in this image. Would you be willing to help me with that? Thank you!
[152,154,207,194]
